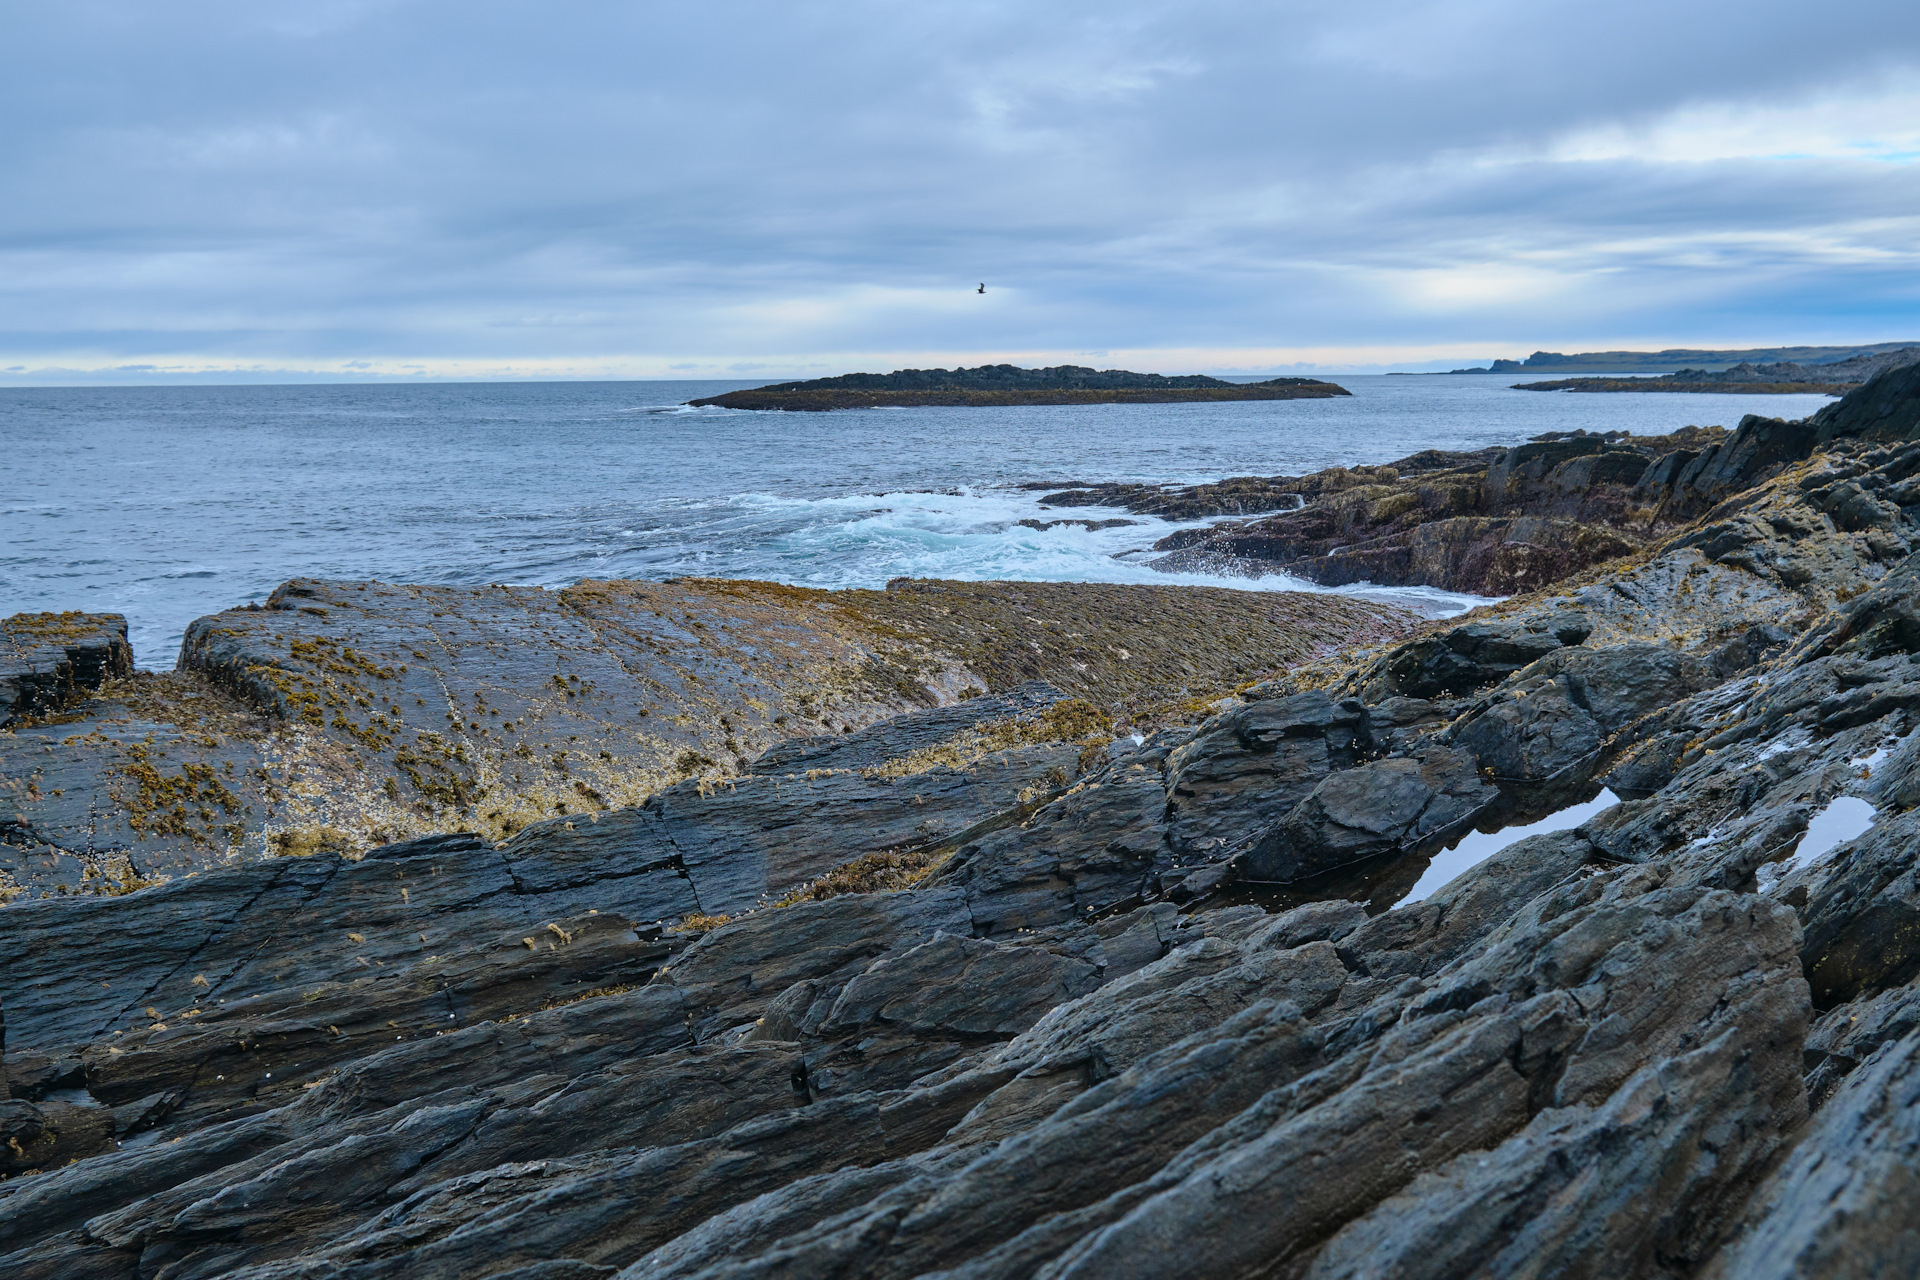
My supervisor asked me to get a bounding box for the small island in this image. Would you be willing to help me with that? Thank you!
[686,363,1351,410]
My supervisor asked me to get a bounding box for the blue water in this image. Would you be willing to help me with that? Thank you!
[1,377,1837,668]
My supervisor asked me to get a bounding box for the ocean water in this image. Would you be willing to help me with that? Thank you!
[2,377,1838,669]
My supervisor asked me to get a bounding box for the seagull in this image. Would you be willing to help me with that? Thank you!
[977,283,985,294]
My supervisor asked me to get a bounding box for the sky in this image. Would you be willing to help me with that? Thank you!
[6,0,1920,383]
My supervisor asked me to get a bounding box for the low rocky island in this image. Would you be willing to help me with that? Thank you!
[6,357,1920,1275]
[686,363,1351,410]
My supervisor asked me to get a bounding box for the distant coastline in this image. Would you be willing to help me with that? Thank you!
[1514,378,1853,395]
[687,363,1350,411]
[1411,340,1920,376]
[1509,346,1920,395]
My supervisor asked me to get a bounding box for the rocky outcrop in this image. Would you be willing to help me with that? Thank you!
[1130,409,1917,595]
[9,373,1920,1275]
[1133,429,1710,594]
[1,612,131,727]
[1813,355,1920,444]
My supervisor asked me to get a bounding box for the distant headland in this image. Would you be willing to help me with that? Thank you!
[1511,345,1920,395]
[686,364,1351,411]
[1420,340,1920,377]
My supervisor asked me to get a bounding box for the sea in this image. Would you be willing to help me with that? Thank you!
[2,377,1838,669]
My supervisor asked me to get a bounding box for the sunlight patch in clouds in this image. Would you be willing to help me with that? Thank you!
[1546,81,1920,165]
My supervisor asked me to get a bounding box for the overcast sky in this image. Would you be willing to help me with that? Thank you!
[6,0,1920,381]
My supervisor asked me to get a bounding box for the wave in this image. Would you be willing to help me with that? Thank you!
[600,486,1491,619]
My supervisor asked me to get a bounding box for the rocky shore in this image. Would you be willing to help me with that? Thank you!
[686,364,1350,410]
[6,357,1920,1276]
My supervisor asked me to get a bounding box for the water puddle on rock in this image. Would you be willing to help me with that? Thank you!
[1395,788,1622,909]
[1760,796,1879,891]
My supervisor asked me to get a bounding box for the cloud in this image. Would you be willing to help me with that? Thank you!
[4,0,1920,379]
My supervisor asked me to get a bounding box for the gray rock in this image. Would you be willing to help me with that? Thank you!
[1164,690,1362,858]
[938,770,1171,932]
[1241,746,1496,882]
[1701,1023,1920,1278]
[745,683,1068,774]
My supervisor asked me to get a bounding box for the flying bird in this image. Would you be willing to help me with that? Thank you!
[977,283,985,294]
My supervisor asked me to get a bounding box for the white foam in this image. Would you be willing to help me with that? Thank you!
[679,487,1493,619]
[1396,788,1621,909]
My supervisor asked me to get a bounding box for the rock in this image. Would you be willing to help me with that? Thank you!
[819,931,1101,1038]
[1701,1023,1920,1278]
[1307,1020,1804,1280]
[1793,807,1920,1008]
[1658,413,1822,517]
[1813,355,1920,444]
[1337,828,1597,979]
[1802,979,1920,1109]
[744,682,1068,774]
[936,770,1173,932]
[1164,690,1363,857]
[0,612,132,728]
[1364,614,1588,700]
[1138,432,1709,594]
[1241,746,1496,882]
[1036,876,1807,1280]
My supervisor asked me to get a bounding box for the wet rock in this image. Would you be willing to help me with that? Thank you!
[1793,807,1920,1008]
[937,771,1172,932]
[1338,828,1597,980]
[659,886,974,1036]
[1447,641,1716,801]
[1036,876,1806,1280]
[820,931,1101,1039]
[1802,979,1920,1110]
[1137,431,1717,595]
